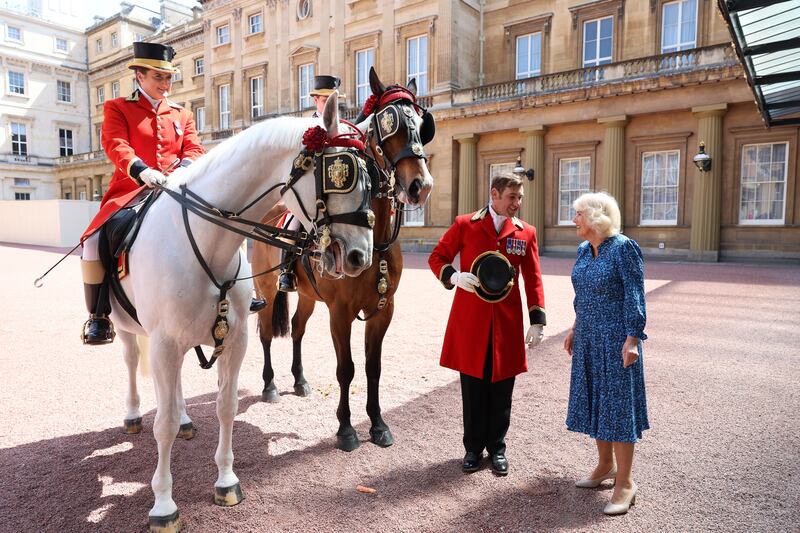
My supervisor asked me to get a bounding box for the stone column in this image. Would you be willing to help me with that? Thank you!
[71,178,77,199]
[231,7,243,126]
[689,104,727,261]
[519,125,546,241]
[598,115,627,215]
[455,134,478,215]
[93,176,102,200]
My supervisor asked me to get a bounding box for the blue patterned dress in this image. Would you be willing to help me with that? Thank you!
[566,234,649,442]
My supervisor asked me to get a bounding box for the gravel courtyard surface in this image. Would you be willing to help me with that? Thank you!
[0,243,798,532]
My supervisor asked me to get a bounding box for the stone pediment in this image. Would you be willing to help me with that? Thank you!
[288,44,320,58]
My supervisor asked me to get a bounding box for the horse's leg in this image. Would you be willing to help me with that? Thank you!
[147,335,183,531]
[213,332,246,507]
[259,296,279,402]
[175,375,196,440]
[330,313,359,451]
[119,331,143,434]
[290,296,316,397]
[365,298,395,447]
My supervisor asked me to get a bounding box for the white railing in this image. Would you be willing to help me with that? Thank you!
[54,150,108,166]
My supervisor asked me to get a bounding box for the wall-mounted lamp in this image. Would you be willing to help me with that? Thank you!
[693,142,712,173]
[513,154,535,181]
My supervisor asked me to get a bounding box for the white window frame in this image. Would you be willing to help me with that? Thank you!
[558,157,591,225]
[55,37,68,52]
[298,63,314,110]
[11,122,28,156]
[583,16,613,67]
[219,84,230,129]
[739,142,789,225]
[406,34,428,95]
[661,0,697,53]
[195,106,206,133]
[57,80,72,103]
[134,33,146,42]
[250,76,264,118]
[248,13,263,34]
[15,192,31,200]
[59,128,74,157]
[216,25,230,45]
[194,58,204,76]
[13,177,30,187]
[355,48,375,107]
[111,31,118,48]
[8,71,25,95]
[172,69,182,82]
[297,0,311,20]
[516,32,542,79]
[96,86,105,104]
[402,204,425,227]
[111,81,120,99]
[95,38,102,54]
[640,150,680,226]
[489,162,516,198]
[6,25,22,42]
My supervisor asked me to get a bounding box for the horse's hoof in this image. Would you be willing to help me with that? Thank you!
[123,417,142,434]
[261,385,280,403]
[176,422,196,440]
[370,427,394,448]
[335,432,360,452]
[214,483,245,507]
[294,382,312,397]
[149,510,180,533]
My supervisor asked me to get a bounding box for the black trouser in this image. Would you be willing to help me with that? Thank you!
[460,330,515,456]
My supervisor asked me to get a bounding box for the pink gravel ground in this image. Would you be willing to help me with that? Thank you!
[0,242,798,532]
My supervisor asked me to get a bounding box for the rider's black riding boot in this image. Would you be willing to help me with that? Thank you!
[82,281,115,345]
[249,297,267,313]
[277,248,297,293]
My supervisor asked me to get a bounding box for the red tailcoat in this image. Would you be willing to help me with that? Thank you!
[428,207,546,382]
[82,90,204,240]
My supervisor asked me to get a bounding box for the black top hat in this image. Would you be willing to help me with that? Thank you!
[310,75,341,96]
[470,251,515,303]
[128,42,179,74]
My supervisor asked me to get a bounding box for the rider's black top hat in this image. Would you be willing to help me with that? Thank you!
[128,42,179,74]
[470,251,515,303]
[310,75,341,97]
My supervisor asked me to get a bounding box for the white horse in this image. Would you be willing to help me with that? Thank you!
[109,94,372,531]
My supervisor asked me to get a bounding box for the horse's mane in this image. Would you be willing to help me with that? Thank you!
[168,116,321,188]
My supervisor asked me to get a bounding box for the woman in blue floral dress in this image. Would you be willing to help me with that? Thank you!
[563,192,649,516]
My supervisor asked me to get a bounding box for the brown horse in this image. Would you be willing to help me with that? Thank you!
[253,69,435,451]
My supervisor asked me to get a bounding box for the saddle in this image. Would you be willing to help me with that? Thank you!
[98,189,160,323]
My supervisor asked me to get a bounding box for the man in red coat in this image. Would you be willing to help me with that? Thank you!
[80,42,204,344]
[429,172,546,475]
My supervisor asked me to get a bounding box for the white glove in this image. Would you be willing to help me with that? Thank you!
[526,324,544,348]
[450,271,480,293]
[139,168,167,187]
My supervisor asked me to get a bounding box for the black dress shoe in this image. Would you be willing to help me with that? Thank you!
[249,298,267,313]
[490,453,508,476]
[277,271,297,293]
[462,452,481,473]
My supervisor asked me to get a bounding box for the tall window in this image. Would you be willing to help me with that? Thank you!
[640,151,679,224]
[516,32,542,79]
[57,80,71,102]
[250,76,264,118]
[219,84,230,129]
[59,128,74,156]
[111,81,120,99]
[11,122,27,156]
[15,192,31,200]
[489,162,516,197]
[558,157,591,224]
[195,106,206,132]
[355,48,375,107]
[111,32,118,47]
[55,37,68,51]
[216,25,230,45]
[96,86,105,104]
[298,63,314,109]
[6,26,21,41]
[8,71,25,94]
[134,33,146,42]
[249,13,262,34]
[739,142,788,224]
[194,58,204,75]
[95,38,102,53]
[407,35,428,95]
[662,0,697,53]
[583,17,613,67]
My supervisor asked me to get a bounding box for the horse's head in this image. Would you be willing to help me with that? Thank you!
[356,67,434,206]
[282,93,374,278]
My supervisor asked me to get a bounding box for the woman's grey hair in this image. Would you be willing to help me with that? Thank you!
[573,192,621,238]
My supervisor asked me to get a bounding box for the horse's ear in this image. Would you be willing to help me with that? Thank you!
[323,91,339,137]
[407,78,417,97]
[369,66,385,96]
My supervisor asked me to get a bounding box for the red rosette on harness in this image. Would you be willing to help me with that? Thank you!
[302,126,328,153]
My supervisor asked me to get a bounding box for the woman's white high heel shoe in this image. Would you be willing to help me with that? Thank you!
[575,465,617,488]
[603,482,637,515]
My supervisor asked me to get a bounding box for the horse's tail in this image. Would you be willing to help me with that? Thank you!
[136,335,151,378]
[271,291,290,337]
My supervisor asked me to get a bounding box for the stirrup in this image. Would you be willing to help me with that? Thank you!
[81,314,116,345]
[277,271,297,293]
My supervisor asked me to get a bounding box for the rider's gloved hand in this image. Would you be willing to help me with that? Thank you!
[450,271,480,293]
[139,168,167,188]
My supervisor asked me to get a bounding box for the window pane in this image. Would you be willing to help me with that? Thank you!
[585,21,597,42]
[599,36,612,59]
[600,18,613,38]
